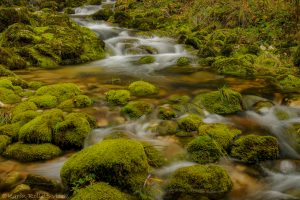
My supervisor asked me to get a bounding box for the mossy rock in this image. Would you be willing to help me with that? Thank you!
[0,78,14,89]
[121,101,153,119]
[137,45,158,54]
[92,7,114,21]
[71,182,130,200]
[137,56,156,64]
[0,135,11,154]
[28,81,45,90]
[158,107,177,120]
[198,123,241,150]
[0,65,16,77]
[36,83,81,102]
[193,87,243,114]
[0,123,21,140]
[106,90,131,105]
[74,95,92,108]
[165,165,232,199]
[4,143,62,162]
[0,88,21,104]
[278,75,300,93]
[187,135,223,164]
[0,47,27,70]
[0,7,30,32]
[167,95,190,104]
[18,109,64,144]
[230,134,279,163]
[176,57,191,66]
[157,120,178,136]
[177,114,203,132]
[29,95,58,109]
[54,113,92,149]
[24,174,63,193]
[12,110,40,126]
[12,101,38,116]
[60,139,149,189]
[128,81,158,97]
[141,142,166,168]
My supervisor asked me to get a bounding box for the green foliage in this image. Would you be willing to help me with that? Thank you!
[128,81,158,96]
[0,135,11,154]
[60,139,149,189]
[4,143,62,162]
[121,101,153,119]
[0,65,16,77]
[187,135,223,164]
[141,142,166,168]
[193,87,243,114]
[176,57,190,66]
[0,7,30,32]
[230,134,279,163]
[279,75,300,92]
[72,173,96,192]
[165,165,232,199]
[106,90,131,105]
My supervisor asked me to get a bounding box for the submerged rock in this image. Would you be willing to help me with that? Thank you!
[24,174,63,193]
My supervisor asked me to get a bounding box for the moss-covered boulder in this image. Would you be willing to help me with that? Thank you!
[24,174,63,193]
[158,106,176,120]
[71,182,130,200]
[12,110,40,126]
[0,65,16,77]
[0,135,11,154]
[198,123,241,150]
[121,101,153,119]
[128,81,157,97]
[106,90,131,105]
[279,75,300,92]
[187,135,223,164]
[18,109,64,144]
[54,113,91,149]
[141,142,166,168]
[0,88,21,104]
[4,143,62,162]
[193,87,243,114]
[29,95,58,109]
[60,139,149,189]
[137,56,155,64]
[165,165,232,199]
[74,95,92,108]
[177,114,203,134]
[230,134,279,163]
[176,57,191,66]
[0,123,21,140]
[35,83,81,102]
[0,7,30,32]
[157,120,178,136]
[12,101,38,116]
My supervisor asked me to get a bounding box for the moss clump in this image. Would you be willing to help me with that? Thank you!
[0,88,21,104]
[12,110,40,126]
[0,78,14,89]
[121,101,153,119]
[141,142,166,168]
[29,95,58,109]
[176,57,190,66]
[36,83,81,102]
[294,46,300,67]
[0,7,30,32]
[0,135,11,154]
[12,101,38,116]
[128,81,157,97]
[198,124,241,150]
[92,7,114,21]
[157,120,178,136]
[158,107,176,120]
[0,123,21,140]
[54,113,91,149]
[177,114,203,132]
[28,81,45,90]
[230,134,279,163]
[74,95,92,108]
[18,109,64,144]
[60,139,149,189]
[71,182,129,200]
[137,56,156,64]
[0,65,16,77]
[4,143,62,162]
[106,90,131,105]
[279,75,300,92]
[165,165,232,199]
[187,135,223,164]
[194,87,243,114]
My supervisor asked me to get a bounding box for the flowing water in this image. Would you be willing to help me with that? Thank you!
[2,1,300,199]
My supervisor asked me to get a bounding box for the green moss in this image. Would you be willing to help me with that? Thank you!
[12,101,38,116]
[137,56,156,64]
[103,131,131,140]
[198,123,241,150]
[0,123,21,140]
[18,109,64,144]
[121,101,153,119]
[36,83,81,102]
[128,81,157,97]
[187,135,223,164]
[12,110,40,126]
[177,114,203,132]
[0,88,21,104]
[54,113,91,149]
[74,95,92,108]
[0,78,14,89]
[158,107,177,120]
[64,7,75,14]
[176,57,191,66]
[60,139,149,189]
[0,65,16,77]
[293,45,300,67]
[0,135,11,154]
[106,90,131,105]
[138,45,158,54]
[28,81,45,90]
[71,182,129,200]
[3,143,62,162]
[141,142,166,168]
[58,99,75,111]
[165,165,232,199]
[92,7,114,21]
[167,95,190,104]
[230,134,279,163]
[279,75,300,92]
[193,87,243,114]
[0,7,30,32]
[157,120,178,136]
[29,95,58,109]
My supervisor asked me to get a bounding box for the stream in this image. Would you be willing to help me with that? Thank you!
[1,1,300,199]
